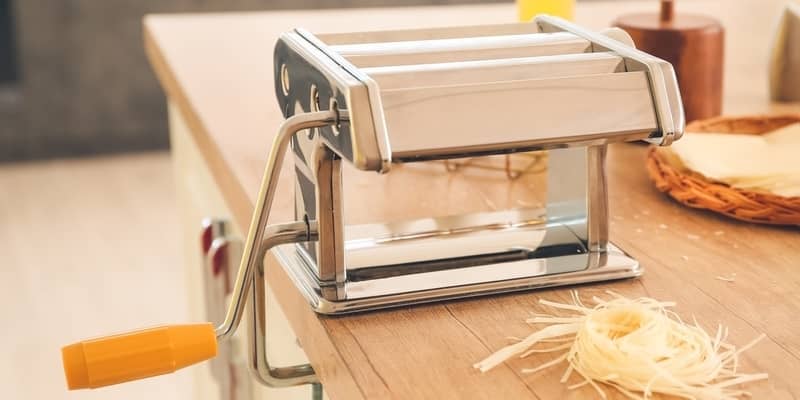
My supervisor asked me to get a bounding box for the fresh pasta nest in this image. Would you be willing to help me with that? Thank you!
[474,292,767,400]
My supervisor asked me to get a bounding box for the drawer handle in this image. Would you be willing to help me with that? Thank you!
[210,239,231,279]
[201,218,227,255]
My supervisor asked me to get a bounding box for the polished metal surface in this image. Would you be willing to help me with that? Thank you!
[546,147,588,242]
[279,18,684,168]
[317,22,541,45]
[343,209,548,272]
[587,145,609,252]
[308,144,345,286]
[272,231,640,314]
[331,32,590,68]
[363,52,624,90]
[535,15,685,145]
[203,219,321,389]
[261,18,683,314]
[215,111,337,340]
[199,219,323,391]
[381,71,656,160]
[206,110,335,391]
[279,31,390,172]
[247,222,319,388]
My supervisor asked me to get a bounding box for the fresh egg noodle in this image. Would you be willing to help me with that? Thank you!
[474,292,767,399]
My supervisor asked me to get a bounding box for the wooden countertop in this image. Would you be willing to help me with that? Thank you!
[144,2,800,398]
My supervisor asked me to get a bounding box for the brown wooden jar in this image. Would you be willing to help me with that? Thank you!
[614,0,724,122]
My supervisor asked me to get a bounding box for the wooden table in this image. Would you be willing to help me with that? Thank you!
[145,2,800,399]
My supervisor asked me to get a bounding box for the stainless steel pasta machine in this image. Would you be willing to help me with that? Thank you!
[61,15,683,391]
[263,15,683,314]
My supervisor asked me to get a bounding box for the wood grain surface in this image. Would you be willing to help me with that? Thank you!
[144,2,800,398]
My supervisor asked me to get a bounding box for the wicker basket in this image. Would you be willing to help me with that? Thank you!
[647,115,800,226]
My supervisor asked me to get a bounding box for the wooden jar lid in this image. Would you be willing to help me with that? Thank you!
[615,0,724,122]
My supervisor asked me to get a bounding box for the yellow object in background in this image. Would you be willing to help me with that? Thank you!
[517,0,575,21]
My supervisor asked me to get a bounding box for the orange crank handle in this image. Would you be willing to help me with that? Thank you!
[61,323,217,390]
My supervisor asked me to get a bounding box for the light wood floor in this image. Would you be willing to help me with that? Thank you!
[0,152,193,399]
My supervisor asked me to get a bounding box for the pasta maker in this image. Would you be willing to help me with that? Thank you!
[61,16,683,391]
[265,15,683,314]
